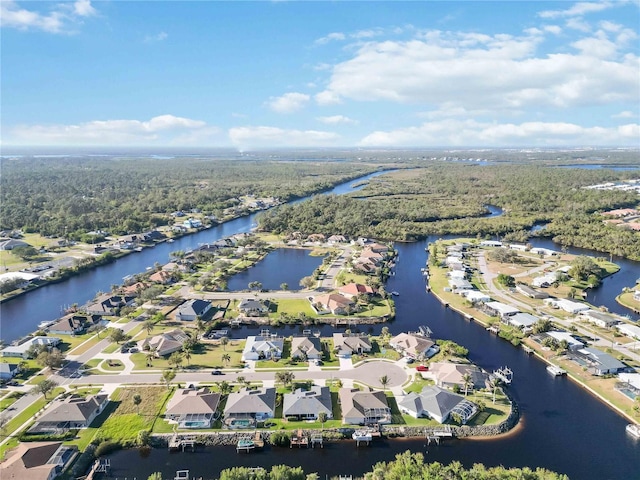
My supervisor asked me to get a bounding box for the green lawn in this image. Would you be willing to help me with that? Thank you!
[0,392,24,411]
[130,341,245,370]
[67,334,105,355]
[269,299,316,317]
[101,343,121,354]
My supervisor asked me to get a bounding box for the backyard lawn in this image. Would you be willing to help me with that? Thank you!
[130,341,245,370]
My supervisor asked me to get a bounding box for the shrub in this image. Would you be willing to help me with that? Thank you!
[95,440,121,457]
[269,431,291,447]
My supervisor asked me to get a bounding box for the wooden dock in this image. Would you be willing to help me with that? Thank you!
[253,431,264,448]
[310,433,323,448]
[522,345,533,354]
[169,434,196,451]
[290,429,309,448]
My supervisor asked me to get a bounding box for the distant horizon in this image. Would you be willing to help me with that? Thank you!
[2,1,638,149]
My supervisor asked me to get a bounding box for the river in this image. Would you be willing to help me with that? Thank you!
[2,170,640,478]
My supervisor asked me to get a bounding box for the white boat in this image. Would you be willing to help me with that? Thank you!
[546,365,566,376]
[37,320,55,329]
[391,291,400,296]
[626,423,640,438]
[352,430,372,441]
[167,238,175,243]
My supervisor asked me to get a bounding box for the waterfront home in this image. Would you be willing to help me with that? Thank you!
[47,313,100,335]
[399,385,478,424]
[84,293,135,316]
[327,235,347,245]
[333,333,372,357]
[238,299,270,316]
[223,387,276,427]
[313,293,355,315]
[283,387,332,420]
[0,362,20,381]
[139,329,189,357]
[458,290,491,304]
[449,278,474,291]
[545,331,585,351]
[358,248,384,266]
[634,290,640,301]
[1,336,61,359]
[571,347,626,376]
[618,372,640,399]
[176,299,213,321]
[29,394,108,434]
[480,240,503,247]
[242,335,284,361]
[353,258,377,274]
[426,362,490,391]
[339,283,375,299]
[0,442,77,480]
[0,238,31,250]
[183,218,202,229]
[165,387,221,429]
[544,298,590,314]
[389,332,439,359]
[506,312,538,329]
[516,284,549,299]
[290,336,322,361]
[580,310,620,329]
[338,388,391,425]
[482,301,520,319]
[532,272,559,288]
[0,271,39,289]
[616,323,640,340]
[149,270,174,285]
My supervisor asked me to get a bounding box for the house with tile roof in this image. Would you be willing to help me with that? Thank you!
[223,387,276,427]
[283,387,332,420]
[29,394,108,434]
[338,388,391,425]
[139,329,190,357]
[165,387,221,429]
[313,293,355,315]
[175,299,213,321]
[426,362,490,392]
[290,336,322,361]
[389,332,439,359]
[0,442,77,480]
[398,386,478,424]
[332,333,372,357]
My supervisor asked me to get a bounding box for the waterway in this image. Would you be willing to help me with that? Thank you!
[104,237,640,480]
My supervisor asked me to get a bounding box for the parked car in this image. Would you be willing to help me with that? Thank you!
[120,347,129,353]
[211,370,223,375]
[416,365,429,372]
[129,347,139,353]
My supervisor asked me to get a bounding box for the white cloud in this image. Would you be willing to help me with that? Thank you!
[0,0,97,34]
[543,25,563,35]
[266,92,310,114]
[315,32,346,45]
[314,29,639,112]
[539,1,614,19]
[566,17,592,32]
[359,119,640,147]
[316,115,358,125]
[8,115,212,145]
[144,32,168,43]
[612,110,636,119]
[229,126,340,150]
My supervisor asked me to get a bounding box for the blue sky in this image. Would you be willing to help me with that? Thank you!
[1,0,639,149]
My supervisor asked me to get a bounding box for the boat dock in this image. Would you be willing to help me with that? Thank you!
[236,437,256,452]
[547,365,567,376]
[290,429,309,448]
[522,345,533,354]
[425,425,453,444]
[486,325,500,334]
[168,434,196,451]
[352,429,373,446]
[310,433,323,448]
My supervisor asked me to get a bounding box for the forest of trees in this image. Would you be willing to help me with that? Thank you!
[0,157,377,237]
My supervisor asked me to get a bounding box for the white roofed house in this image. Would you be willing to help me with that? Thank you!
[616,323,640,341]
[483,301,519,319]
[389,332,439,359]
[580,310,620,329]
[507,313,538,329]
[458,290,491,304]
[290,336,322,361]
[1,336,61,359]
[449,278,473,291]
[546,331,585,351]
[165,387,221,429]
[338,388,391,425]
[242,335,284,361]
[544,298,589,314]
[223,387,276,427]
[532,272,558,288]
[398,385,478,424]
[283,387,332,420]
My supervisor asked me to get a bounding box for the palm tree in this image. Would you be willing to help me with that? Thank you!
[195,317,205,338]
[220,336,229,351]
[379,375,390,392]
[143,320,155,337]
[489,376,501,404]
[146,351,155,367]
[216,380,232,395]
[133,394,142,415]
[183,345,193,366]
[462,373,473,397]
[318,411,328,430]
[162,369,176,389]
[236,375,246,386]
[222,353,231,366]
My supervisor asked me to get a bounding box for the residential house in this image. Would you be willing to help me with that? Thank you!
[353,259,377,274]
[176,299,213,321]
[338,388,391,425]
[616,323,640,341]
[339,283,375,299]
[183,218,202,229]
[0,442,77,480]
[313,294,355,315]
[532,272,558,288]
[398,386,478,424]
[238,299,270,316]
[333,333,372,357]
[506,313,538,329]
[544,298,589,314]
[283,387,332,420]
[546,331,585,351]
[449,278,473,291]
[358,248,384,266]
[47,314,99,335]
[516,284,549,299]
[1,336,61,359]
[290,336,323,361]
[84,293,134,316]
[139,329,190,357]
[0,363,20,381]
[30,394,108,433]
[223,387,276,426]
[580,310,620,329]
[389,333,439,359]
[149,270,174,285]
[0,238,31,251]
[165,387,221,429]
[483,301,520,319]
[572,347,626,376]
[242,336,284,361]
[327,235,347,245]
[426,362,490,391]
[458,290,491,304]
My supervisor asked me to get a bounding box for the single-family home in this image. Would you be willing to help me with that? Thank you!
[338,388,391,425]
[0,363,20,381]
[389,333,439,359]
[0,442,77,480]
[183,218,202,229]
[544,298,589,314]
[507,312,538,329]
[223,387,276,427]
[242,336,284,361]
[139,329,190,357]
[165,387,221,429]
[339,283,375,299]
[398,386,478,424]
[458,290,491,304]
[327,235,347,245]
[0,238,31,251]
[480,241,503,247]
[290,336,322,361]
[447,270,467,279]
[238,299,270,316]
[313,294,355,315]
[1,336,61,359]
[572,347,626,376]
[47,314,99,335]
[616,323,640,341]
[283,387,332,420]
[580,310,620,329]
[29,394,108,433]
[84,294,135,316]
[358,248,384,266]
[530,247,556,257]
[483,301,520,319]
[532,272,558,288]
[516,284,549,299]
[449,278,474,291]
[546,331,585,351]
[176,299,213,321]
[333,333,372,357]
[149,270,174,285]
[426,362,490,391]
[618,373,640,390]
